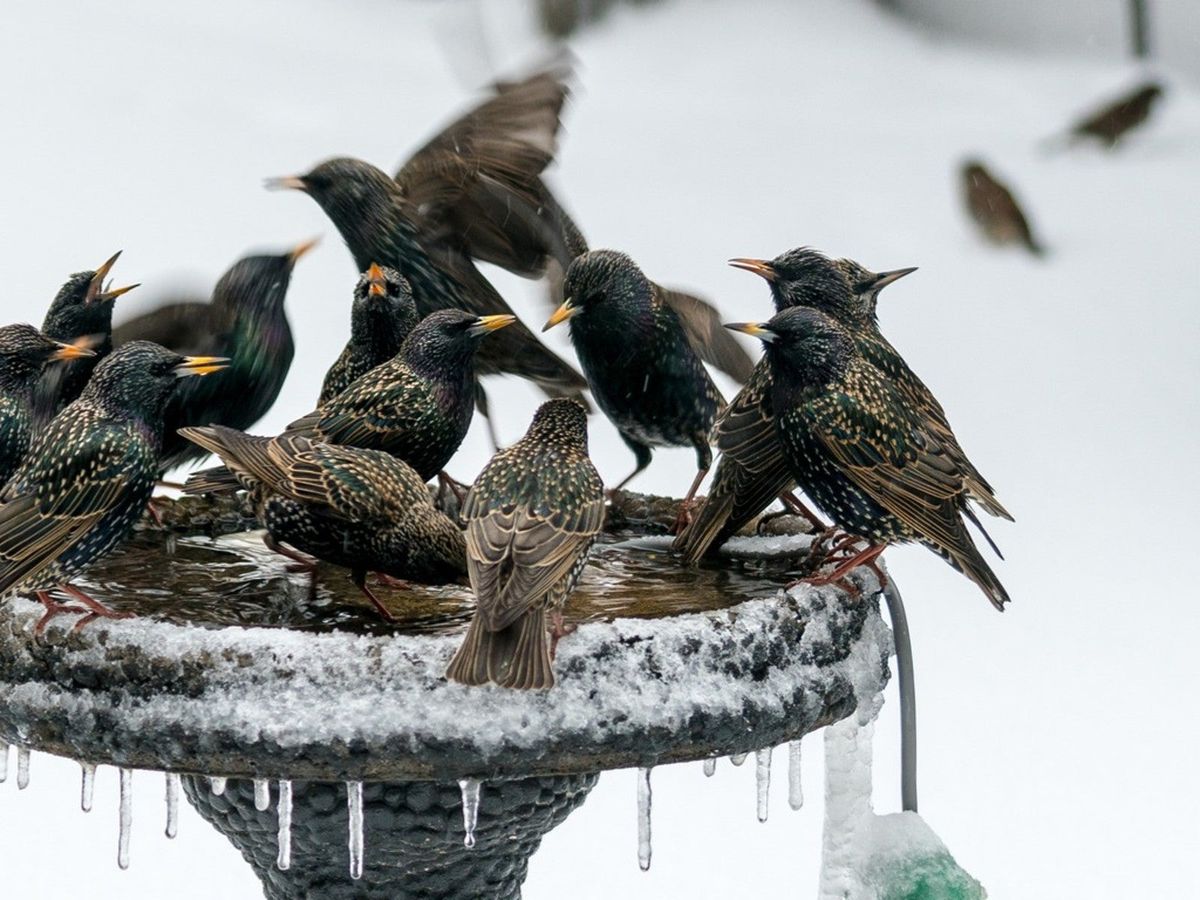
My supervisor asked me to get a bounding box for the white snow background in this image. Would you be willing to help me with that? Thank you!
[1,0,1198,897]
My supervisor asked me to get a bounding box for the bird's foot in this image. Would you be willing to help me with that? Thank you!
[548,610,577,661]
[145,499,167,528]
[353,574,398,623]
[436,472,469,510]
[671,498,697,536]
[777,491,828,533]
[33,592,89,638]
[788,544,887,597]
[373,573,412,590]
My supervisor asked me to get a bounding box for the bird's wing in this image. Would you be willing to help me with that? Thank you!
[465,495,603,633]
[395,61,579,277]
[113,301,224,355]
[0,417,143,592]
[291,373,423,450]
[272,438,426,523]
[657,285,755,383]
[806,371,967,549]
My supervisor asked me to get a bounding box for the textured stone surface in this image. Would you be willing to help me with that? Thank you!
[183,774,598,899]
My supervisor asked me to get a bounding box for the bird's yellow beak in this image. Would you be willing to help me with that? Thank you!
[99,283,139,302]
[728,258,777,282]
[289,236,320,263]
[469,314,516,337]
[49,338,98,361]
[724,322,776,342]
[173,356,231,377]
[542,299,579,332]
[265,175,309,192]
[366,262,387,296]
[85,251,123,303]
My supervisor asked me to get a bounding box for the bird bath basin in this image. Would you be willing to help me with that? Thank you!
[0,492,892,898]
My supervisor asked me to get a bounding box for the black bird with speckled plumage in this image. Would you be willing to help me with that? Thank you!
[34,252,138,426]
[186,309,515,495]
[113,240,315,473]
[180,426,465,619]
[0,324,97,483]
[447,398,604,690]
[542,250,725,494]
[729,308,1008,610]
[319,263,418,404]
[676,248,1006,563]
[0,342,226,628]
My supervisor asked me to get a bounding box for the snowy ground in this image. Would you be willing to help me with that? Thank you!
[2,0,1199,897]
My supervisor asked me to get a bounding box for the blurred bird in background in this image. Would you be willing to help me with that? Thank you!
[1057,81,1165,149]
[113,239,317,473]
[960,160,1045,257]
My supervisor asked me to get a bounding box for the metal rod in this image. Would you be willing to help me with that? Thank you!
[1130,0,1151,59]
[883,580,917,813]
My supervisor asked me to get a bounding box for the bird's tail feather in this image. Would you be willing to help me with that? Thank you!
[445,615,492,686]
[932,537,1010,612]
[445,608,554,690]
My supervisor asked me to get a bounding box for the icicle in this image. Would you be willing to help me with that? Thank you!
[788,740,804,810]
[702,757,716,777]
[254,778,271,811]
[118,768,133,870]
[755,747,773,823]
[165,773,180,838]
[636,767,652,872]
[209,776,227,796]
[276,780,293,871]
[81,763,97,812]
[729,752,748,767]
[16,747,30,789]
[347,781,364,880]
[458,778,481,849]
[0,739,8,783]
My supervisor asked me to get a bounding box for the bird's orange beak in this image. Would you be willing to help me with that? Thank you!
[289,237,320,263]
[728,258,777,282]
[174,356,231,377]
[542,299,579,331]
[49,337,98,361]
[469,314,516,337]
[99,283,139,302]
[366,262,387,296]
[724,321,776,342]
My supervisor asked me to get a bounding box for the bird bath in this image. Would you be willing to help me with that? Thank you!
[0,492,892,898]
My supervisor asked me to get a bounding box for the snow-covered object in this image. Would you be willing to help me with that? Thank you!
[0,555,890,781]
[819,719,986,900]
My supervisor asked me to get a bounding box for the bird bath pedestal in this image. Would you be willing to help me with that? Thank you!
[0,493,891,898]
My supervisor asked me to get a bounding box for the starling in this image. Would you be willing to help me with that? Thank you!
[676,248,1008,562]
[113,239,317,472]
[0,324,96,483]
[179,425,466,621]
[34,251,138,425]
[1066,81,1164,149]
[186,310,515,493]
[727,309,1009,610]
[265,63,590,423]
[318,263,418,405]
[446,398,603,690]
[0,341,227,633]
[542,250,731,503]
[960,160,1044,256]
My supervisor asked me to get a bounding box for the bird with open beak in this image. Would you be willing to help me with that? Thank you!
[34,251,139,426]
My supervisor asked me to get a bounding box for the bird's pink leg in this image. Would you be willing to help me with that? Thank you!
[33,591,88,637]
[59,583,134,633]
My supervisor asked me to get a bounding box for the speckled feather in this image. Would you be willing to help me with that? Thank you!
[446,399,604,690]
[676,248,1008,562]
[555,250,725,484]
[761,307,1008,610]
[179,425,465,585]
[319,265,417,404]
[0,342,191,596]
[0,325,82,483]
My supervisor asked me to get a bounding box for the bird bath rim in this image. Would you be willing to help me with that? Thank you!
[0,559,890,782]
